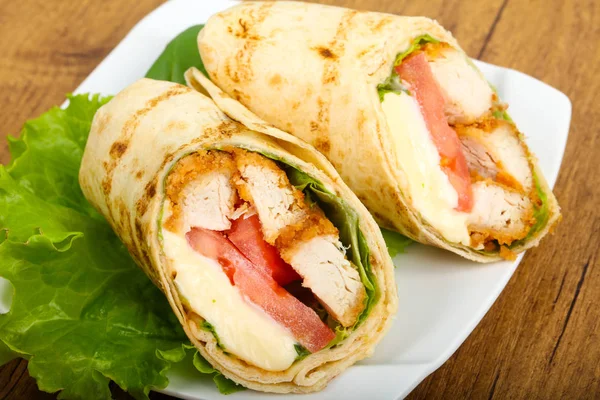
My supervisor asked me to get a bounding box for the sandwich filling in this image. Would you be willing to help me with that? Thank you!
[379,37,543,256]
[159,149,373,371]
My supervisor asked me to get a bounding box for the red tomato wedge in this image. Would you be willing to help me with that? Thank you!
[227,215,301,286]
[186,227,335,353]
[395,53,473,212]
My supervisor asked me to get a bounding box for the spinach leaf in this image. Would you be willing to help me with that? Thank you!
[146,25,207,84]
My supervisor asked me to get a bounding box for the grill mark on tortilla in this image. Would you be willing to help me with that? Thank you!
[366,15,393,32]
[357,47,371,59]
[311,10,358,154]
[116,197,129,233]
[102,179,112,198]
[357,109,368,133]
[234,42,256,83]
[140,246,151,268]
[268,73,283,87]
[158,153,176,173]
[134,219,144,249]
[372,211,397,233]
[190,120,240,146]
[109,140,128,158]
[146,182,157,198]
[100,85,190,203]
[231,88,250,103]
[136,179,157,216]
[166,120,189,132]
[369,57,389,76]
[233,18,262,40]
[224,63,240,83]
[315,136,331,154]
[133,218,153,273]
[314,46,337,59]
[237,17,250,38]
[225,2,273,85]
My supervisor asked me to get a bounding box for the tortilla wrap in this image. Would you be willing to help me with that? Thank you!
[79,76,397,393]
[197,1,561,262]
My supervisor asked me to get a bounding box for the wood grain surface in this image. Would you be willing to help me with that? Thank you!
[0,0,598,399]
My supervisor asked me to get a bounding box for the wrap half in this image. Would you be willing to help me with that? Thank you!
[197,1,561,262]
[78,75,397,393]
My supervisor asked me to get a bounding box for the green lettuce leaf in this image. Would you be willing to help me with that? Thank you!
[492,109,513,122]
[6,94,110,220]
[294,344,311,361]
[509,172,549,249]
[393,34,439,66]
[380,228,413,259]
[192,352,244,394]
[377,34,439,102]
[529,173,549,236]
[0,94,226,399]
[487,89,548,247]
[146,25,207,84]
[376,74,407,102]
[200,321,226,351]
[488,84,514,123]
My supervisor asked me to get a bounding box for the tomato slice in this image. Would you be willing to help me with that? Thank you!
[395,53,473,212]
[227,215,301,286]
[186,228,335,353]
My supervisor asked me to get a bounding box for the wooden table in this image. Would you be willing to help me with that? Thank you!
[0,0,598,399]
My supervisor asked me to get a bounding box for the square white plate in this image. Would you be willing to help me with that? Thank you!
[2,0,571,399]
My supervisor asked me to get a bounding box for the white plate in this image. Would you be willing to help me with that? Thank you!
[1,1,571,399]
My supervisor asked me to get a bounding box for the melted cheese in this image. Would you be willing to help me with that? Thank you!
[161,228,297,371]
[382,92,470,245]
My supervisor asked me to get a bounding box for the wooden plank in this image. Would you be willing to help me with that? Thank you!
[0,359,54,399]
[0,0,164,164]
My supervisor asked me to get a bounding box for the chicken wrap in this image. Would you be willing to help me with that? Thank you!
[197,1,561,262]
[78,75,397,393]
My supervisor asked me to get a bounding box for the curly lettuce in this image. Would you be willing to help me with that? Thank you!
[393,34,440,66]
[380,228,413,258]
[146,24,207,83]
[377,34,440,101]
